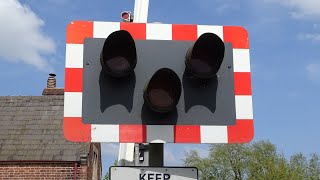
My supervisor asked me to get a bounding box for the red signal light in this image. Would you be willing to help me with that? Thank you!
[122,12,130,19]
[121,11,132,22]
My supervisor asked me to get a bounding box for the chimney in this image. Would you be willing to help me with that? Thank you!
[47,73,56,88]
[42,73,64,95]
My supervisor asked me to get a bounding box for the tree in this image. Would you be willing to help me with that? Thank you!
[209,144,249,180]
[184,140,320,180]
[246,141,290,180]
[289,153,308,179]
[184,143,250,180]
[308,153,320,180]
[185,150,216,179]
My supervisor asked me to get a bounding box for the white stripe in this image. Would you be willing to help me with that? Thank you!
[233,49,251,72]
[64,92,82,117]
[93,21,120,38]
[91,125,120,142]
[235,95,253,119]
[146,23,172,40]
[65,44,84,68]
[197,25,224,40]
[147,125,174,143]
[200,126,228,143]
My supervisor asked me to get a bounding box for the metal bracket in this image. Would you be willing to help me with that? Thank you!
[138,144,149,162]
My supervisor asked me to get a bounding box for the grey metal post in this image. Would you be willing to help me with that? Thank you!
[134,143,164,166]
[149,143,164,166]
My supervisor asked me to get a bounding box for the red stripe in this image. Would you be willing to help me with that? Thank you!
[172,24,198,41]
[227,120,254,143]
[234,72,252,95]
[64,117,91,142]
[119,125,146,143]
[120,23,146,40]
[65,68,83,92]
[223,26,249,49]
[174,125,201,143]
[66,21,93,44]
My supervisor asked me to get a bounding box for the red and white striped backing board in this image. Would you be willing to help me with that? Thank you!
[64,21,254,144]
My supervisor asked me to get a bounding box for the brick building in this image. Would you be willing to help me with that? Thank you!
[0,75,102,180]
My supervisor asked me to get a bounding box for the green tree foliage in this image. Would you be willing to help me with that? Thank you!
[308,153,320,180]
[184,140,320,180]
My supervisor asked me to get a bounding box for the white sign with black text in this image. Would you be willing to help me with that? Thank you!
[110,167,198,180]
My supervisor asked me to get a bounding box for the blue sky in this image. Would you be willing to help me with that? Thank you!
[1,0,320,176]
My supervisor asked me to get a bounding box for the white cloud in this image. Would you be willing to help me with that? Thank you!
[306,63,320,81]
[0,0,55,71]
[313,24,320,29]
[265,0,320,19]
[299,33,320,41]
[183,145,209,159]
[101,143,119,157]
[194,0,240,15]
[165,148,183,166]
[164,144,209,166]
[298,33,320,41]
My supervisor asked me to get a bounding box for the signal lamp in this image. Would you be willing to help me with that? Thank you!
[185,33,225,79]
[100,30,137,78]
[121,11,133,22]
[143,68,182,113]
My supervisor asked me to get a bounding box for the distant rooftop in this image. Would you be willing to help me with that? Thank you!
[0,95,90,161]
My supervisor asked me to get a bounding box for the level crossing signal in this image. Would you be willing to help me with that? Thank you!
[64,21,254,143]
